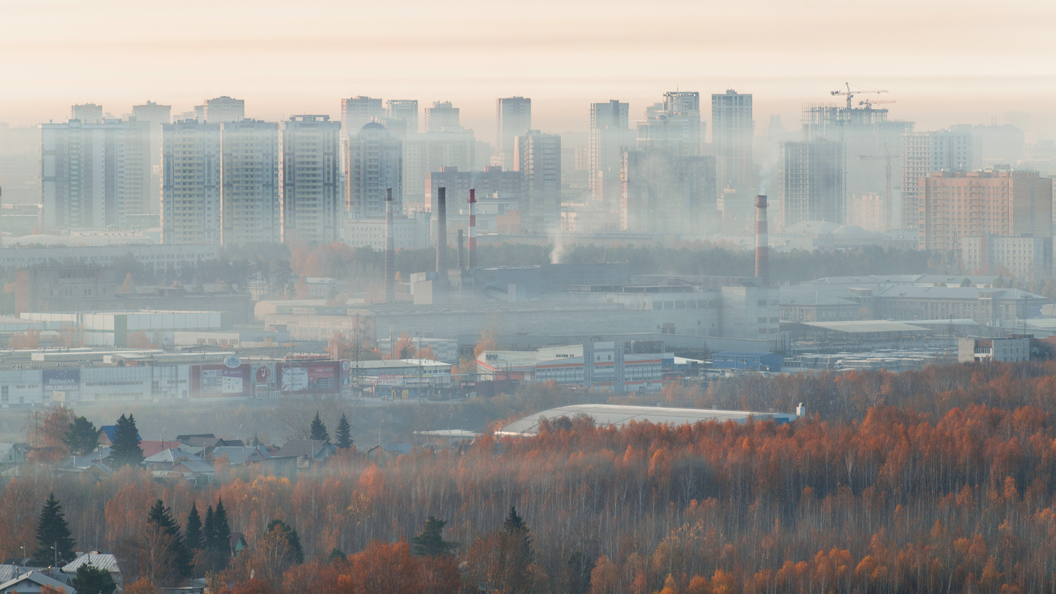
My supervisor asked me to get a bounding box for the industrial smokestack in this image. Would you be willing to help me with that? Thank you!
[435,187,449,290]
[457,229,465,271]
[384,188,395,304]
[468,188,477,269]
[755,195,770,286]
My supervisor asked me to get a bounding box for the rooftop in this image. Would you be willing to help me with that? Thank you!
[496,404,799,437]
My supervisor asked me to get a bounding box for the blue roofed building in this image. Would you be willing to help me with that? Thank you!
[712,351,783,372]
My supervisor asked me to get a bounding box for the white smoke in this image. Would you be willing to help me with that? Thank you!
[549,230,567,264]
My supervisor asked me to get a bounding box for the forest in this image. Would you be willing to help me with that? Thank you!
[7,361,1056,592]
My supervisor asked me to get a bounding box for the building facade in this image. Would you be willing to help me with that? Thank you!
[901,128,973,230]
[620,150,716,235]
[425,101,461,132]
[204,96,245,124]
[918,170,1052,252]
[281,115,342,243]
[341,96,384,137]
[42,118,152,230]
[588,100,631,208]
[780,140,846,228]
[161,120,222,244]
[711,90,754,194]
[514,130,561,233]
[221,120,281,245]
[496,97,531,170]
[346,121,403,219]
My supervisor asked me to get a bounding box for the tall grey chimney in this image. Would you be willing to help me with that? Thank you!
[435,187,449,292]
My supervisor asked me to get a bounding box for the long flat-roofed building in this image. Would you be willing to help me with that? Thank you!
[496,404,801,437]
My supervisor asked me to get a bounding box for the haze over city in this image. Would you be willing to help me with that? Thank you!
[3,1,1056,593]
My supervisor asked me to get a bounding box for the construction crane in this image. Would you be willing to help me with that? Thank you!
[859,145,897,232]
[858,99,897,109]
[831,82,888,109]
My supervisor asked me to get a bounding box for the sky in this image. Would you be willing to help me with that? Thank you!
[3,0,1056,138]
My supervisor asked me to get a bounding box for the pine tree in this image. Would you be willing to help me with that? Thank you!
[184,503,204,553]
[335,413,353,449]
[109,413,143,467]
[63,416,101,457]
[72,563,117,594]
[212,497,232,569]
[33,493,75,566]
[309,411,330,444]
[413,515,457,557]
[146,499,192,580]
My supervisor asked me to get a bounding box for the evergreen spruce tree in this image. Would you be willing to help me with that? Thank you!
[335,413,353,449]
[63,416,101,456]
[184,503,204,553]
[108,413,144,467]
[212,497,232,569]
[146,499,192,580]
[33,493,75,566]
[412,515,457,557]
[202,505,216,549]
[500,506,534,592]
[71,563,117,594]
[309,411,330,444]
[266,520,304,564]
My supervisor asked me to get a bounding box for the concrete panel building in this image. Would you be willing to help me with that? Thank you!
[161,120,222,244]
[346,121,402,219]
[901,128,973,230]
[204,96,245,124]
[341,96,384,137]
[620,150,717,236]
[496,97,531,170]
[588,100,632,208]
[221,120,280,245]
[281,115,342,243]
[514,130,561,233]
[712,89,754,194]
[919,170,1052,253]
[780,140,846,228]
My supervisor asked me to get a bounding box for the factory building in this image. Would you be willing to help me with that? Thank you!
[476,342,671,392]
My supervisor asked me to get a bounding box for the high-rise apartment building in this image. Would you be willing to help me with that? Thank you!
[221,120,280,245]
[161,120,222,244]
[900,129,973,230]
[514,130,560,233]
[403,129,475,207]
[588,100,631,206]
[712,90,754,193]
[71,104,103,124]
[385,100,418,137]
[341,96,384,137]
[346,122,403,219]
[281,115,342,243]
[204,97,245,124]
[779,140,846,228]
[918,170,1052,252]
[497,97,531,170]
[802,104,912,228]
[42,118,151,230]
[131,101,171,215]
[425,101,461,132]
[620,150,717,235]
[636,91,702,157]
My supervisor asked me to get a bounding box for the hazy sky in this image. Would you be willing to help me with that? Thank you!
[4,0,1056,138]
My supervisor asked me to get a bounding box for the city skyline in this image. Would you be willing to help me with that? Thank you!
[2,0,1056,136]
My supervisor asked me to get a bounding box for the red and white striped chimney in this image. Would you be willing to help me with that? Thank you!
[468,188,477,269]
[755,195,769,286]
[384,188,395,303]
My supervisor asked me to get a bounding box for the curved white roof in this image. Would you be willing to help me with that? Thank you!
[495,404,798,437]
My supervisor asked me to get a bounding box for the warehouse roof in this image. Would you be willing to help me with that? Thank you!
[798,320,930,334]
[495,404,799,437]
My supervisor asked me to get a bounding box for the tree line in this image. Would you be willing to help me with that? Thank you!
[10,361,1056,591]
